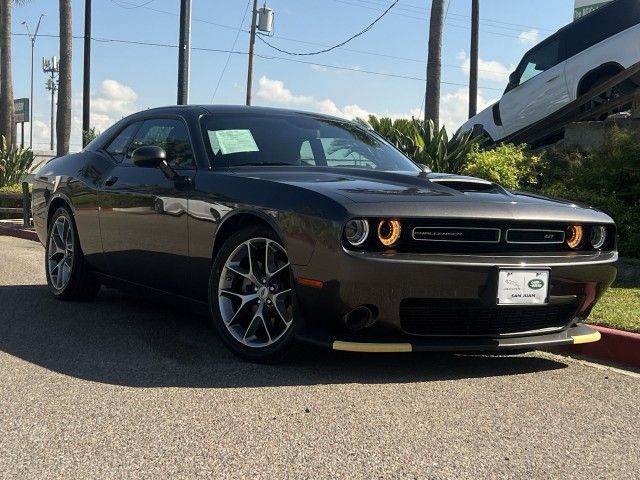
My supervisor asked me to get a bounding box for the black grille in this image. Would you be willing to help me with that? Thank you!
[399,299,578,336]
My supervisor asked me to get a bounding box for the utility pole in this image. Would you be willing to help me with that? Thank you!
[177,0,192,105]
[246,0,259,106]
[43,56,59,152]
[82,0,91,146]
[22,14,45,149]
[469,0,480,118]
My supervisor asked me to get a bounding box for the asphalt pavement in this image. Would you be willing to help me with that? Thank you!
[0,235,638,479]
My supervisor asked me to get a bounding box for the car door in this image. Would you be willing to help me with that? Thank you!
[498,36,569,136]
[98,117,195,295]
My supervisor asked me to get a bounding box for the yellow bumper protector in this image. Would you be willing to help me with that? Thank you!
[571,330,601,345]
[332,341,413,353]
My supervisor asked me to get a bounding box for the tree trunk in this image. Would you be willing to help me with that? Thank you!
[57,0,72,155]
[424,0,446,130]
[0,0,15,145]
[469,0,480,118]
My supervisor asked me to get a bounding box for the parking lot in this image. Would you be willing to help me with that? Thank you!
[0,235,638,479]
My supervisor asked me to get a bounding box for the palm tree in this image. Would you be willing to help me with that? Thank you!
[0,0,16,145]
[424,0,446,130]
[56,0,72,155]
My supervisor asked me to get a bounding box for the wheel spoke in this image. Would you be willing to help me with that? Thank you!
[269,261,290,278]
[243,312,263,341]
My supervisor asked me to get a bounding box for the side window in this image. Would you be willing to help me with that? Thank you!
[105,122,141,162]
[516,38,560,86]
[126,118,195,169]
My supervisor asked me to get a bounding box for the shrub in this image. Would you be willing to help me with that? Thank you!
[0,136,35,188]
[364,115,483,173]
[463,143,543,190]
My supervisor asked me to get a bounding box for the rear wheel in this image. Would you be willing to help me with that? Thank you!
[209,227,296,362]
[45,207,100,300]
[581,78,636,119]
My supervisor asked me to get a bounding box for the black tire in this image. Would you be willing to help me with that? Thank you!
[45,206,101,301]
[580,78,636,118]
[208,226,297,362]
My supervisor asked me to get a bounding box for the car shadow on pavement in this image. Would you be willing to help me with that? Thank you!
[0,284,568,388]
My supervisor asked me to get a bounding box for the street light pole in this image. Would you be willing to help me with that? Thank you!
[82,0,91,146]
[469,0,480,118]
[22,14,45,149]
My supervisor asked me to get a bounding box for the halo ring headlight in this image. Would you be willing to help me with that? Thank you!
[344,219,370,247]
[590,225,607,249]
[566,225,584,249]
[377,219,402,247]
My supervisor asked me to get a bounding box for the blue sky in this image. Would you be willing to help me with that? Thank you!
[9,0,574,150]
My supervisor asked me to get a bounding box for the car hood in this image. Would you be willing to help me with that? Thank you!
[229,166,614,224]
[233,166,569,206]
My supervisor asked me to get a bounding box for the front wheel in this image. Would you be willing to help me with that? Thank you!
[209,227,296,362]
[45,206,100,300]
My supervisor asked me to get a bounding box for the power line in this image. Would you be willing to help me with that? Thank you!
[256,0,400,56]
[11,32,503,92]
[210,0,251,102]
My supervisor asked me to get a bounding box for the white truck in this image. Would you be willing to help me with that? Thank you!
[460,0,640,142]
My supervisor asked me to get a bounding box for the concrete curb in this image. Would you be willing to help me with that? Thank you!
[563,325,640,369]
[0,223,39,242]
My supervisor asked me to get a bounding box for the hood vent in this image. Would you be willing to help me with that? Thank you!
[428,175,505,193]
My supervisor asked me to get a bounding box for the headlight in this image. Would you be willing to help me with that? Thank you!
[377,219,402,247]
[566,225,584,249]
[344,219,369,247]
[590,225,607,249]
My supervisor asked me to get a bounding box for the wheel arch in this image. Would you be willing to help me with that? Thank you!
[47,193,74,230]
[577,62,625,97]
[211,210,285,264]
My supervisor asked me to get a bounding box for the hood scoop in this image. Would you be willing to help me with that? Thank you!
[427,174,506,194]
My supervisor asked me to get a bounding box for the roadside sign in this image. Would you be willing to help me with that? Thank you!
[14,98,29,123]
[574,0,613,19]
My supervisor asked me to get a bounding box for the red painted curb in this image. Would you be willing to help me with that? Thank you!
[0,226,39,242]
[565,325,640,368]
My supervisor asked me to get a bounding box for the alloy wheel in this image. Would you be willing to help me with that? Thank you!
[48,215,74,291]
[218,238,293,348]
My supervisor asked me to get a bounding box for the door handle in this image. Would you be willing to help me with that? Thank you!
[546,76,559,83]
[105,176,118,186]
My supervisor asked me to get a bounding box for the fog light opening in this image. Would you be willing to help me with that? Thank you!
[344,305,377,331]
[566,225,584,249]
[377,219,401,247]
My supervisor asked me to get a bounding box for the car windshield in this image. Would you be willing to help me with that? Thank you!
[202,113,420,172]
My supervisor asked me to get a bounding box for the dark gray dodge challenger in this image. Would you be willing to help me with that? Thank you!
[32,105,615,361]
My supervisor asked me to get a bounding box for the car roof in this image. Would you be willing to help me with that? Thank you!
[137,104,351,123]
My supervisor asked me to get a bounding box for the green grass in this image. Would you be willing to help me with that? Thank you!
[0,183,27,193]
[589,286,640,333]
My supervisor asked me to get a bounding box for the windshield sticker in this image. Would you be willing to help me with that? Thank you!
[211,129,259,155]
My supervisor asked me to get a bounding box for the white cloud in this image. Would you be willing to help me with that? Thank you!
[256,75,487,133]
[458,51,514,84]
[518,29,540,45]
[440,88,497,132]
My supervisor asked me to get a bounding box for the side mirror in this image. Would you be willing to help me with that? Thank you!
[507,72,518,90]
[132,146,166,167]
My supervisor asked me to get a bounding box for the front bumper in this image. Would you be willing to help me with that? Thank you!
[298,322,601,352]
[292,246,617,350]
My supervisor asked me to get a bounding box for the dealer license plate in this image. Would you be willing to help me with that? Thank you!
[497,270,549,305]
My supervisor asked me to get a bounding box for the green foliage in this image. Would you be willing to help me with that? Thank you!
[82,127,100,146]
[463,143,543,190]
[0,183,26,193]
[0,136,34,188]
[365,115,482,173]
